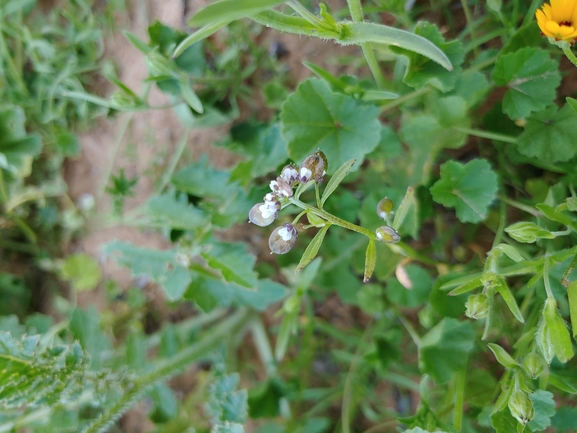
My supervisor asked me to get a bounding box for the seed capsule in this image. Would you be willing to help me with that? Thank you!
[269,223,298,254]
[508,389,534,425]
[376,197,395,220]
[375,226,401,243]
[248,201,279,227]
[299,151,326,183]
[523,353,544,379]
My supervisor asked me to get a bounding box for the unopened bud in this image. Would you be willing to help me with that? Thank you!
[270,177,293,197]
[523,353,544,379]
[110,91,139,110]
[465,293,490,320]
[508,389,534,425]
[299,150,326,183]
[280,164,299,186]
[376,197,395,220]
[269,223,298,254]
[375,226,401,243]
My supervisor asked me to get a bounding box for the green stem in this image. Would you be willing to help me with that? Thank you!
[97,113,133,201]
[453,368,466,432]
[380,87,431,113]
[453,126,518,144]
[498,195,542,218]
[492,200,507,248]
[290,197,374,238]
[347,0,387,89]
[560,43,577,68]
[156,127,190,193]
[0,168,8,204]
[81,309,251,433]
[459,0,477,57]
[391,306,422,347]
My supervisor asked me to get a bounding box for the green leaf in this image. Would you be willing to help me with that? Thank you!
[103,241,192,301]
[391,22,464,91]
[516,104,577,163]
[392,186,416,232]
[543,297,574,363]
[346,22,452,71]
[173,22,229,59]
[430,159,498,223]
[69,307,111,370]
[146,194,209,230]
[189,0,285,27]
[180,81,204,113]
[567,96,577,113]
[321,159,356,206]
[552,407,577,431]
[281,78,381,174]
[528,390,556,432]
[419,318,475,383]
[202,243,258,289]
[536,203,577,230]
[55,130,81,157]
[491,408,519,433]
[505,222,555,243]
[493,275,524,323]
[568,280,577,338]
[295,224,331,272]
[0,332,88,409]
[60,253,102,292]
[363,239,377,283]
[248,377,285,418]
[186,277,286,312]
[492,47,560,120]
[124,30,152,54]
[487,343,518,369]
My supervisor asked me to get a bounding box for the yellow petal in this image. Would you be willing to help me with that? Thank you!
[550,0,574,22]
[542,3,554,20]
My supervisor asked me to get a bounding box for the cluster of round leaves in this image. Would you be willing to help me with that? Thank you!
[248,151,327,254]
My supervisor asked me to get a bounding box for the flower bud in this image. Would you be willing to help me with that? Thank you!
[270,177,293,197]
[145,51,174,77]
[299,150,326,183]
[280,164,299,186]
[465,293,490,320]
[248,201,279,227]
[508,389,534,425]
[375,226,401,243]
[523,353,544,379]
[376,197,394,220]
[269,223,298,254]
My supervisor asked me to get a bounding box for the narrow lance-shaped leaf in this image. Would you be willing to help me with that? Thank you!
[173,21,229,59]
[495,244,524,262]
[189,0,286,27]
[124,31,152,54]
[363,239,377,283]
[321,159,356,206]
[448,276,483,296]
[488,343,518,369]
[493,275,524,323]
[295,224,331,272]
[568,280,577,338]
[392,186,415,231]
[543,297,574,363]
[180,81,204,113]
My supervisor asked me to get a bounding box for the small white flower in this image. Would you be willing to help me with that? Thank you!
[299,167,313,183]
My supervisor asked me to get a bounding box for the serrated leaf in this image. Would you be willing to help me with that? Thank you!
[103,241,192,301]
[528,390,556,432]
[487,343,518,369]
[430,159,498,223]
[295,224,331,272]
[419,318,475,383]
[363,239,377,283]
[202,243,258,289]
[281,78,380,174]
[391,22,464,91]
[189,0,285,27]
[321,159,355,206]
[491,408,518,433]
[494,276,524,323]
[517,104,577,163]
[0,332,88,409]
[146,194,209,230]
[492,47,560,120]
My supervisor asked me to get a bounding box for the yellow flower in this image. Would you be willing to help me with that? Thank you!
[536,0,577,41]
